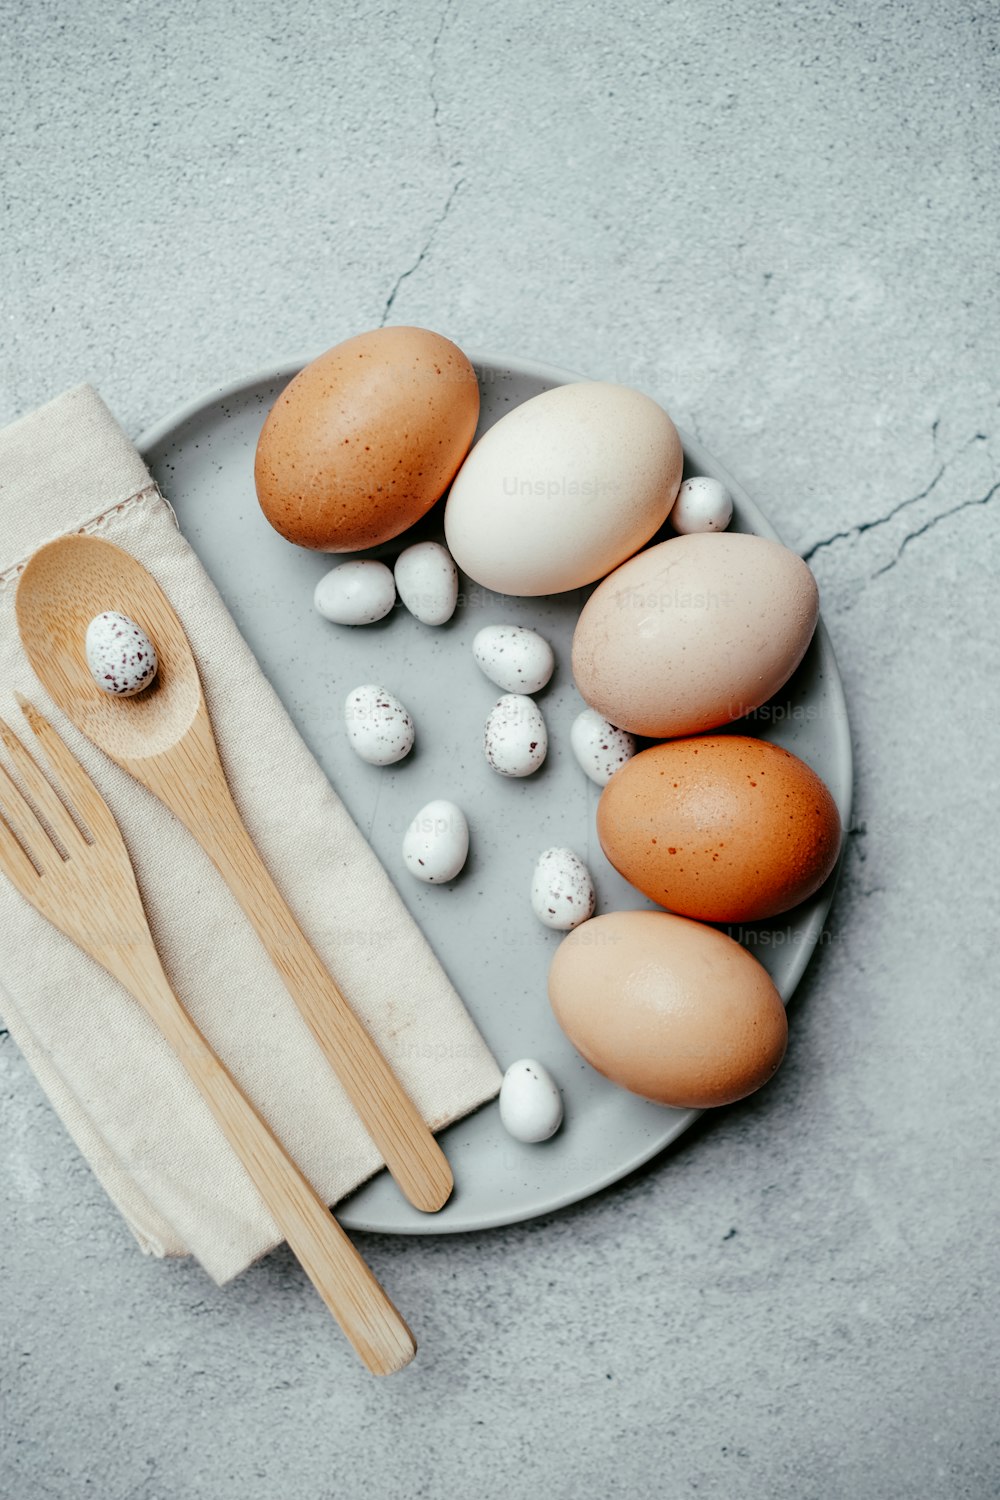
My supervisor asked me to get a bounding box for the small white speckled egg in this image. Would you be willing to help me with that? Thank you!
[570,708,637,787]
[669,475,733,534]
[85,612,158,697]
[484,694,547,777]
[394,541,459,626]
[499,1059,564,1143]
[473,625,554,695]
[314,561,396,624]
[402,799,469,883]
[531,848,596,931]
[344,684,414,765]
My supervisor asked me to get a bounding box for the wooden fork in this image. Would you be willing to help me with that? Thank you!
[0,698,415,1375]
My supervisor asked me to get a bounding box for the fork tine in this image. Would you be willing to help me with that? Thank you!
[0,761,62,874]
[0,715,88,855]
[0,804,42,892]
[15,696,119,846]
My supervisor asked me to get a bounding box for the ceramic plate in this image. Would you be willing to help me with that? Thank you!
[138,354,852,1235]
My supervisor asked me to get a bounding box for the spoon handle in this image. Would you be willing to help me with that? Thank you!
[149,721,454,1214]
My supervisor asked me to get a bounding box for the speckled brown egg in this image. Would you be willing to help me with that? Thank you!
[549,909,788,1108]
[597,735,842,922]
[254,327,480,551]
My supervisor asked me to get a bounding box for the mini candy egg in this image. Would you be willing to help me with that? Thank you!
[344,684,414,765]
[531,848,596,931]
[85,612,158,697]
[394,541,459,626]
[669,475,733,534]
[569,709,637,787]
[473,624,555,695]
[314,560,396,625]
[402,799,469,883]
[484,694,547,777]
[499,1059,564,1143]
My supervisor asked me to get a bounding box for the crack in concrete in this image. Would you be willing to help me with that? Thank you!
[802,462,946,562]
[801,430,987,564]
[379,175,465,326]
[428,0,454,155]
[871,478,1000,578]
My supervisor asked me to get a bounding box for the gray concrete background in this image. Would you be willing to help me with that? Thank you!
[1,2,997,1497]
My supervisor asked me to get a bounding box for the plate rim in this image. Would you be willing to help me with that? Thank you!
[136,352,854,1236]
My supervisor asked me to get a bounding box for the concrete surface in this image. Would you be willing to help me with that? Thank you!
[1,2,998,1497]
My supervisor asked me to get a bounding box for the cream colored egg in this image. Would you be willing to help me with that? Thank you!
[444,382,683,596]
[572,532,819,737]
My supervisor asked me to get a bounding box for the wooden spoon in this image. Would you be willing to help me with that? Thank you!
[15,534,453,1214]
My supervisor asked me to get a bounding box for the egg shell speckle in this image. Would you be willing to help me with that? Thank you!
[569,708,637,786]
[84,612,158,697]
[669,475,733,534]
[344,684,415,766]
[394,541,459,626]
[498,1059,564,1143]
[530,848,596,931]
[596,735,842,923]
[314,560,396,625]
[402,798,469,883]
[473,624,555,694]
[483,695,548,777]
[255,327,480,552]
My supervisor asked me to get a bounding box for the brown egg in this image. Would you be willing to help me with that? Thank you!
[597,735,842,922]
[549,910,788,1108]
[254,327,480,551]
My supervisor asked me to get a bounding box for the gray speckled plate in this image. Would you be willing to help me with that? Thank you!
[138,354,852,1235]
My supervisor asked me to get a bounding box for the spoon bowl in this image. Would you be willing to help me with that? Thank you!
[16,535,201,761]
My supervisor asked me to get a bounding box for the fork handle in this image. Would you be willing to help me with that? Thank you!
[172,765,453,1215]
[130,959,416,1375]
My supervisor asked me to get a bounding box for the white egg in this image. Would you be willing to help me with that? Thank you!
[314,561,396,625]
[530,848,596,931]
[402,799,469,883]
[444,381,684,596]
[484,695,547,777]
[472,624,555,695]
[569,708,637,786]
[499,1059,564,1143]
[344,685,414,765]
[85,612,158,697]
[669,475,733,534]
[394,541,459,626]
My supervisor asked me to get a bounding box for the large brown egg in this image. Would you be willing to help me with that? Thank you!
[597,735,842,922]
[254,327,480,551]
[549,910,788,1108]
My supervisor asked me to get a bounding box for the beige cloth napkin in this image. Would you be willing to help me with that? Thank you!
[0,385,502,1284]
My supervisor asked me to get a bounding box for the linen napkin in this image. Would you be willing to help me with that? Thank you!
[0,385,502,1285]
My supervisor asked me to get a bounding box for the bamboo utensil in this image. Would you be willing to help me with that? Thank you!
[0,699,415,1374]
[15,534,452,1214]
